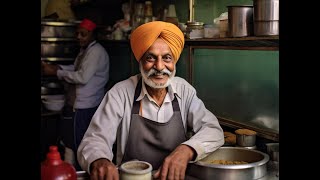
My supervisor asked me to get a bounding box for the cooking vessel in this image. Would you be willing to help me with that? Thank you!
[236,133,256,147]
[41,82,64,95]
[253,0,279,36]
[41,21,78,38]
[253,0,279,21]
[186,147,269,180]
[41,41,79,58]
[228,5,253,37]
[254,20,279,36]
[265,143,279,162]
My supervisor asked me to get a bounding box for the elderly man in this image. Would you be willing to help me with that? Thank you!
[77,21,224,180]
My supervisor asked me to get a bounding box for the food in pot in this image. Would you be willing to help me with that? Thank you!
[235,128,257,136]
[209,160,248,165]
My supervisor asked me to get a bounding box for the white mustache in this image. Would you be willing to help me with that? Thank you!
[147,68,172,77]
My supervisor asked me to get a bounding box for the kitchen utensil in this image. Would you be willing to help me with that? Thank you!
[253,0,279,36]
[42,99,65,111]
[41,41,79,58]
[41,21,78,38]
[119,160,152,180]
[265,143,279,162]
[254,20,279,36]
[42,96,65,111]
[228,5,253,37]
[235,128,257,147]
[236,133,256,147]
[186,21,204,39]
[186,147,269,180]
[253,0,279,21]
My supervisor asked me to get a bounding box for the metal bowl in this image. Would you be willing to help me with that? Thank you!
[42,99,65,111]
[186,147,269,180]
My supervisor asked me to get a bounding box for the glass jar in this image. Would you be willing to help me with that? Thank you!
[186,21,204,39]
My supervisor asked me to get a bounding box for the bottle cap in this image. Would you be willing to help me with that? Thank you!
[47,146,61,160]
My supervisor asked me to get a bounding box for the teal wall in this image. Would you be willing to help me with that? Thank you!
[176,48,189,79]
[191,49,279,131]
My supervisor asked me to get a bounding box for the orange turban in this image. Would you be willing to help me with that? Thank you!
[130,21,185,63]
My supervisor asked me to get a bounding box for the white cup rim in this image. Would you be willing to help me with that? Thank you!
[120,160,153,175]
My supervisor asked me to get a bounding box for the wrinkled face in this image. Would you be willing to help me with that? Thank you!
[76,27,94,47]
[140,38,176,89]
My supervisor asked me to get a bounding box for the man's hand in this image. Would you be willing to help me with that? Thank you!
[41,61,59,76]
[90,158,119,180]
[153,144,196,180]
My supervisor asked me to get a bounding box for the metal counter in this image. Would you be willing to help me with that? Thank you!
[76,160,279,180]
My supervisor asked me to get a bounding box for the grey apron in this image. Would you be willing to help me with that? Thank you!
[122,78,187,170]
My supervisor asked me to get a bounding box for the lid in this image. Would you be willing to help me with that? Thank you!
[186,21,204,26]
[47,146,61,160]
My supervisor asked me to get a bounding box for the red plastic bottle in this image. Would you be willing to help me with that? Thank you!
[41,146,77,180]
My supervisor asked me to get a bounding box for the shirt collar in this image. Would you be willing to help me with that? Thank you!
[136,77,179,103]
[81,40,97,51]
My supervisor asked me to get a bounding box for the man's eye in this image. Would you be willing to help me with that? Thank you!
[163,55,172,61]
[146,56,155,61]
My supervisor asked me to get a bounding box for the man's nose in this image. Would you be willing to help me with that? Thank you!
[153,57,165,71]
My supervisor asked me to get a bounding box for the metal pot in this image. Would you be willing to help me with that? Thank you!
[254,20,279,36]
[236,133,256,147]
[253,0,279,21]
[265,143,279,162]
[228,5,253,37]
[186,147,269,180]
[253,0,279,36]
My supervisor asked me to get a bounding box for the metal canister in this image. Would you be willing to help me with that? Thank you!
[185,21,204,39]
[228,5,253,37]
[253,0,279,36]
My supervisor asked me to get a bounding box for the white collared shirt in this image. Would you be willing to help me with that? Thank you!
[57,41,110,109]
[77,74,224,172]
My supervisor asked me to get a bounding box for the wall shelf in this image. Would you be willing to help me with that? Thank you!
[99,36,279,49]
[186,36,278,49]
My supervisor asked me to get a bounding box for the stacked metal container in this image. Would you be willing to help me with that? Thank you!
[253,0,279,36]
[41,20,79,96]
[41,20,79,62]
[228,5,254,37]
